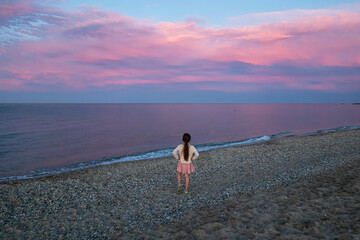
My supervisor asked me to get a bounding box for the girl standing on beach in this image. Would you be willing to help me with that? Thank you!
[173,133,199,194]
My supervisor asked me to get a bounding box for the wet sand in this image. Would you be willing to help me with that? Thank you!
[0,129,359,239]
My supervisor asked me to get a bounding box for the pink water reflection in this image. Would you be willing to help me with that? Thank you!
[0,103,359,178]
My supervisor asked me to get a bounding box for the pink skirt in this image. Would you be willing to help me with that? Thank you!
[177,161,195,174]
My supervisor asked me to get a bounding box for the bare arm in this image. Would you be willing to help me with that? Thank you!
[172,145,181,160]
[191,146,199,161]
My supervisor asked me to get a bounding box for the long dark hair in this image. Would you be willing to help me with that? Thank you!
[182,133,191,161]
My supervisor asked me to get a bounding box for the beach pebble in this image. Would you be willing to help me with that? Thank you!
[191,229,208,239]
[0,129,359,239]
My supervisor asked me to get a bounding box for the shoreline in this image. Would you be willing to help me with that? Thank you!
[1,129,359,239]
[1,125,359,183]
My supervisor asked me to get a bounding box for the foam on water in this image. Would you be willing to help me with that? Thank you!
[1,126,359,182]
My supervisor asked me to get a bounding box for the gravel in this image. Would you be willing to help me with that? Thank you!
[0,129,359,239]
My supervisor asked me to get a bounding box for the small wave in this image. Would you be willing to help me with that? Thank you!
[298,125,360,136]
[0,125,359,182]
[0,132,23,139]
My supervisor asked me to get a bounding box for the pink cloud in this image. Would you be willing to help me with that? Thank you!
[0,0,34,19]
[0,1,359,94]
[207,12,360,66]
[227,8,350,26]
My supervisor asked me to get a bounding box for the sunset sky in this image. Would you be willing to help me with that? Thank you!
[1,0,360,103]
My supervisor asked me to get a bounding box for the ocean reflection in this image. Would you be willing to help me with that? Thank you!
[0,103,359,178]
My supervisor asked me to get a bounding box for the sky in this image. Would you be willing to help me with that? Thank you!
[0,0,360,103]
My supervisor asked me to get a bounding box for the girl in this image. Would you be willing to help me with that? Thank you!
[172,133,199,194]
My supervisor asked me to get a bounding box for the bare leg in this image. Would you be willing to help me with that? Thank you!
[177,172,182,185]
[185,173,189,191]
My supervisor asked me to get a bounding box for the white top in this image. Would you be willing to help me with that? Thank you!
[173,144,199,164]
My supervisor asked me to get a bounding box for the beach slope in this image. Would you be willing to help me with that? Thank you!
[1,129,359,239]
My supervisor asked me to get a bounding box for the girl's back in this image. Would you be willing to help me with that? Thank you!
[173,144,199,164]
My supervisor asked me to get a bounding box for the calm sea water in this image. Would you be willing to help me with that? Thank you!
[0,103,359,180]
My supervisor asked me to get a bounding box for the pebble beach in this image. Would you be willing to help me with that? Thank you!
[1,129,359,239]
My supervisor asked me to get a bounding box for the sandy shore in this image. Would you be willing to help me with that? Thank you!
[0,129,359,239]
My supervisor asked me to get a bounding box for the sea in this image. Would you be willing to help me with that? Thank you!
[1,103,359,181]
